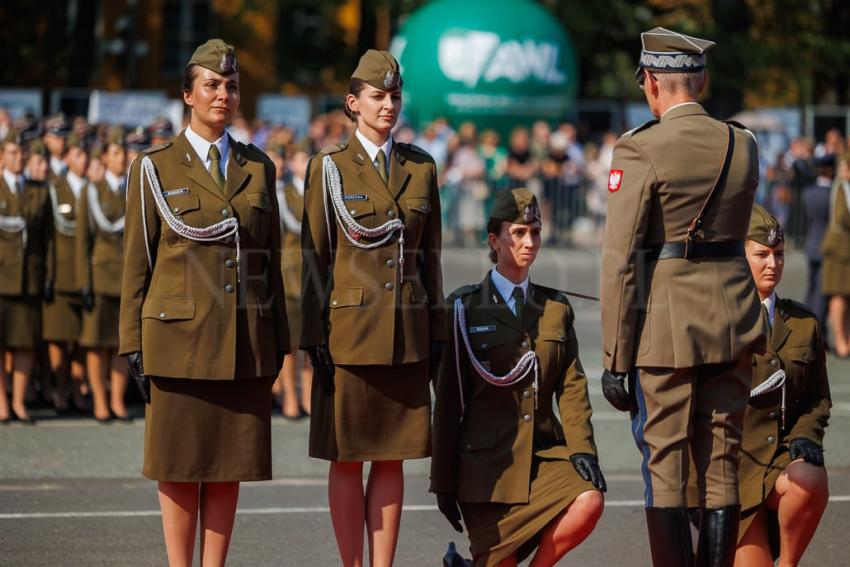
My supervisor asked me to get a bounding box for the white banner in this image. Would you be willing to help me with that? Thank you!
[257,95,312,139]
[0,89,42,118]
[88,90,181,130]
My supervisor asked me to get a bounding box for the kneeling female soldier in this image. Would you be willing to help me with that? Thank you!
[431,188,605,567]
[732,205,831,566]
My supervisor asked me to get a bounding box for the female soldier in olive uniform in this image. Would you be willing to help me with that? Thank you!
[300,50,446,566]
[431,189,605,567]
[43,134,88,412]
[77,129,129,421]
[734,205,830,566]
[821,150,850,356]
[119,40,288,566]
[0,131,52,423]
[270,143,313,418]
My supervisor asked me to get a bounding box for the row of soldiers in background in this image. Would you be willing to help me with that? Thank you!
[0,114,312,422]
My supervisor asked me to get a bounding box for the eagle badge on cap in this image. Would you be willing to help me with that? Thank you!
[767,227,783,247]
[220,52,237,73]
[384,70,398,89]
[523,203,541,223]
[608,169,623,193]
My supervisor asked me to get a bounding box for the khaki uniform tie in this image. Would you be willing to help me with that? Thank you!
[208,145,225,190]
[762,303,772,335]
[512,286,526,322]
[376,149,389,186]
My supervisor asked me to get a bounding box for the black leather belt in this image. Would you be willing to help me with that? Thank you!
[642,240,745,262]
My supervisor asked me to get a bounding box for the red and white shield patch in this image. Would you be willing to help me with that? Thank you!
[608,169,623,193]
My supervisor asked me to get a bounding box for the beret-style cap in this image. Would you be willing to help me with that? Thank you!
[638,27,716,74]
[188,39,238,76]
[489,188,541,226]
[352,50,403,90]
[748,204,784,247]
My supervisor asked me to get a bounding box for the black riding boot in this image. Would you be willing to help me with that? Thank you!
[695,506,741,567]
[645,507,695,567]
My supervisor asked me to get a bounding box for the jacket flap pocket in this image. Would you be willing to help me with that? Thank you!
[469,329,506,350]
[345,200,375,219]
[461,430,497,451]
[329,287,364,308]
[247,192,272,212]
[165,194,200,214]
[785,346,813,363]
[141,297,196,321]
[404,197,430,214]
[538,327,568,342]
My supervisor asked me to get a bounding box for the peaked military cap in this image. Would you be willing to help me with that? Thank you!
[125,126,150,152]
[748,204,784,247]
[637,27,715,74]
[148,117,174,139]
[188,39,238,76]
[489,188,541,225]
[352,50,403,90]
[44,114,70,137]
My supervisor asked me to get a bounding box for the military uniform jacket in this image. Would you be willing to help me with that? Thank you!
[300,134,447,365]
[0,178,51,297]
[46,176,80,293]
[601,103,765,372]
[430,274,597,504]
[279,181,303,299]
[739,298,831,511]
[76,179,125,297]
[119,131,289,380]
[821,179,850,260]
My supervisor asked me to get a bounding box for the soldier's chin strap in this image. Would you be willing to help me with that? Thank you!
[453,297,538,416]
[750,368,786,430]
[140,156,241,282]
[322,154,405,277]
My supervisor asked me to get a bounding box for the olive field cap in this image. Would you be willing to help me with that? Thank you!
[637,27,716,75]
[352,49,403,90]
[489,188,541,225]
[748,204,784,248]
[188,39,238,75]
[27,138,48,157]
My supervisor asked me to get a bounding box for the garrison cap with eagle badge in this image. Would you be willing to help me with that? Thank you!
[748,204,784,248]
[188,39,238,75]
[636,27,716,78]
[352,49,403,91]
[489,187,541,225]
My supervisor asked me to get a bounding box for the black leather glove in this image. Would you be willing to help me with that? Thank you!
[788,438,824,467]
[435,492,464,533]
[601,369,633,412]
[81,288,95,312]
[44,280,55,303]
[126,351,150,404]
[570,453,608,492]
[307,345,335,393]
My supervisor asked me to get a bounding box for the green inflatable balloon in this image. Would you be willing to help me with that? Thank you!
[390,0,578,134]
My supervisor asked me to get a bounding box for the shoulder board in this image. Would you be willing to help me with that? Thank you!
[778,298,815,317]
[319,143,347,155]
[140,141,172,156]
[724,120,757,143]
[397,142,434,160]
[621,119,659,139]
[450,283,481,299]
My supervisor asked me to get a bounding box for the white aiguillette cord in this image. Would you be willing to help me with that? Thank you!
[321,154,405,276]
[48,184,76,236]
[140,156,241,282]
[0,215,27,248]
[86,183,125,234]
[453,296,538,416]
[750,368,786,429]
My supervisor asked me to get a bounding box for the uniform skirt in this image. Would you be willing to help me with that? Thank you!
[42,292,82,343]
[737,448,793,556]
[460,457,597,567]
[309,360,431,462]
[822,256,850,296]
[79,295,120,348]
[0,295,41,349]
[143,376,274,482]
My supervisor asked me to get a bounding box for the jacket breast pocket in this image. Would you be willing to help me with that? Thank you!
[245,192,272,243]
[783,346,812,393]
[402,197,430,241]
[537,327,568,368]
[339,200,376,246]
[164,194,202,246]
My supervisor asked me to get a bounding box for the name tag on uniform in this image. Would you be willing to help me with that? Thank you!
[162,188,189,197]
[468,324,496,334]
[342,193,368,201]
[58,203,72,214]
